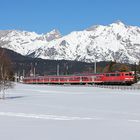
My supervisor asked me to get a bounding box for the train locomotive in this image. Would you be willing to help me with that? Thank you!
[23,71,135,85]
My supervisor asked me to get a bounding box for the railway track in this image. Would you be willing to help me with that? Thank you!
[92,84,140,90]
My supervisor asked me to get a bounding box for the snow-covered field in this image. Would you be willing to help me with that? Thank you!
[0,83,140,140]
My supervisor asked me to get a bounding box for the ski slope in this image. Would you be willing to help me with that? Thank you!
[0,83,140,140]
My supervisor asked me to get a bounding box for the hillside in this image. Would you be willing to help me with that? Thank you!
[0,48,102,76]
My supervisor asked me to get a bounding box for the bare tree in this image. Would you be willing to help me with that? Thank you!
[0,48,14,99]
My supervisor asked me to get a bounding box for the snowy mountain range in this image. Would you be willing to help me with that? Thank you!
[0,21,140,64]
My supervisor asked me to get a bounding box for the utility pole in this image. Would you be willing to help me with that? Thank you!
[34,62,37,77]
[18,71,20,82]
[57,64,60,76]
[134,62,137,83]
[94,60,96,74]
[33,67,35,77]
[30,63,33,76]
[14,73,18,82]
[23,69,25,77]
[66,65,69,75]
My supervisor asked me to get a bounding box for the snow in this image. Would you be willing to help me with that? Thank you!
[1,21,140,63]
[1,29,61,55]
[136,80,140,84]
[0,83,140,140]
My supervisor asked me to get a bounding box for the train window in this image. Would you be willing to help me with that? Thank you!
[129,73,132,76]
[116,73,120,76]
[75,77,80,80]
[82,77,89,80]
[60,78,65,81]
[124,73,133,76]
[106,74,110,77]
[46,78,49,80]
[69,77,75,81]
[110,74,115,76]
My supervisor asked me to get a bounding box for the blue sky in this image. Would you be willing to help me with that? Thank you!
[0,0,140,35]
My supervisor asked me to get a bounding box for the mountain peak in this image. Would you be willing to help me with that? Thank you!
[114,20,125,24]
[45,29,61,36]
[46,29,61,37]
[48,29,61,35]
[86,21,125,31]
[44,29,61,41]
[86,25,101,31]
[110,20,126,27]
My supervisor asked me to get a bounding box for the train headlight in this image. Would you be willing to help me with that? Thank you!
[125,78,133,80]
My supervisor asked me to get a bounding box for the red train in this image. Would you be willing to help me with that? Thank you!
[23,71,135,85]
